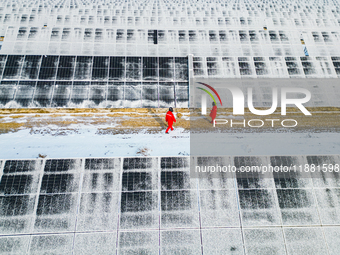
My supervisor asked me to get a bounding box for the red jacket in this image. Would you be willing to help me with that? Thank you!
[210,105,217,119]
[166,111,176,125]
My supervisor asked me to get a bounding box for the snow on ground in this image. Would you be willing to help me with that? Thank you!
[0,125,190,159]
[191,132,340,157]
[1,122,339,159]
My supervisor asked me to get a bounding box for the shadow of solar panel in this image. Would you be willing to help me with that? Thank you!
[36,194,72,215]
[0,195,35,216]
[238,189,272,209]
[4,160,37,173]
[276,189,311,208]
[121,192,153,212]
[123,158,152,170]
[0,175,33,195]
[40,174,75,193]
[161,171,189,190]
[161,190,191,211]
[44,159,75,172]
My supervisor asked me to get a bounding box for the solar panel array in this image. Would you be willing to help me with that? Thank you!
[1,156,340,254]
[0,55,188,108]
[192,56,340,78]
[1,0,340,79]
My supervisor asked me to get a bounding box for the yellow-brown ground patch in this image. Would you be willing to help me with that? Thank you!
[0,107,338,134]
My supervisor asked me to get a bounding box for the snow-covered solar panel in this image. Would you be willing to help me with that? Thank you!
[0,156,339,254]
[0,55,189,108]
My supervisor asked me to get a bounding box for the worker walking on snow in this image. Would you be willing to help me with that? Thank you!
[210,102,217,123]
[165,107,176,133]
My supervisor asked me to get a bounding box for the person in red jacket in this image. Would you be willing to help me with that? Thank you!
[210,102,217,123]
[165,107,176,133]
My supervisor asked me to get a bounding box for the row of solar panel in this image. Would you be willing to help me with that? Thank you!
[193,56,340,77]
[1,157,339,224]
[0,81,188,107]
[2,156,337,172]
[9,27,340,44]
[0,55,188,81]
[2,227,339,254]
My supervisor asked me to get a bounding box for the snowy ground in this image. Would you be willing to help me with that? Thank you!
[0,125,190,159]
[1,124,340,159]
